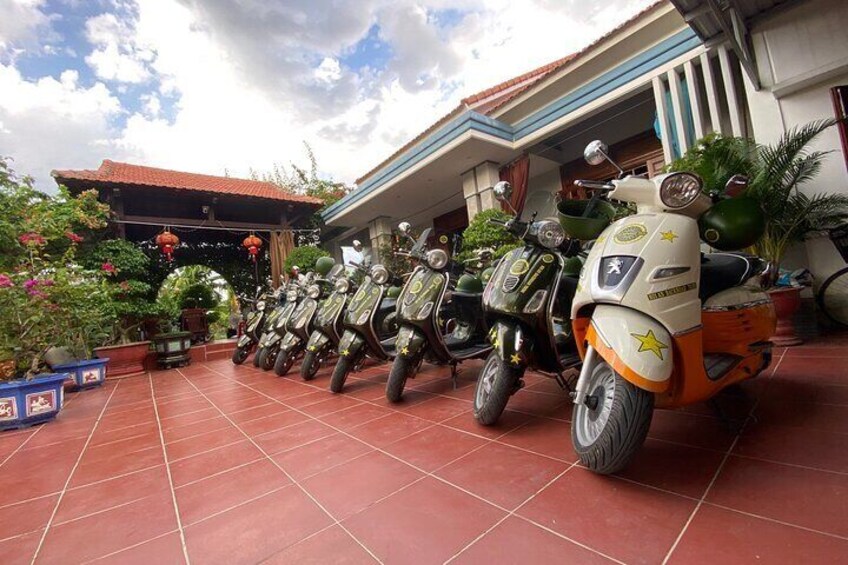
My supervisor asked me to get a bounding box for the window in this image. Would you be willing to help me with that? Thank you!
[832,86,848,171]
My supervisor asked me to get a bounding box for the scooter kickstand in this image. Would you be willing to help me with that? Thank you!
[450,362,459,390]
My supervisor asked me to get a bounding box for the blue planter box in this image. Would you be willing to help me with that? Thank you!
[0,373,67,431]
[52,358,109,390]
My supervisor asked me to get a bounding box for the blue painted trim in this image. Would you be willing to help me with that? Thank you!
[323,28,702,222]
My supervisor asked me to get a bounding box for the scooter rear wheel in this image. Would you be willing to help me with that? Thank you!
[571,361,653,475]
[301,350,321,381]
[473,352,522,426]
[386,354,417,403]
[274,350,295,376]
[231,347,249,365]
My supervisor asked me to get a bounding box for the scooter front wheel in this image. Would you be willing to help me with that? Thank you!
[252,346,263,367]
[330,354,356,393]
[260,346,278,371]
[231,347,249,365]
[571,360,653,475]
[274,350,295,376]
[386,353,419,403]
[300,350,322,381]
[473,352,523,426]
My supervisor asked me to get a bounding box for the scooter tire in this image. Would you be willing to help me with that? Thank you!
[274,350,295,376]
[329,355,353,393]
[260,347,277,371]
[231,347,249,365]
[252,346,263,367]
[386,354,417,403]
[473,352,522,426]
[571,361,653,475]
[300,350,321,381]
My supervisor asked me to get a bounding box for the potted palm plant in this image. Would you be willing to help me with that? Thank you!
[669,120,848,345]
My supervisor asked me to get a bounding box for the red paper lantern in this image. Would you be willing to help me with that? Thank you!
[242,234,262,262]
[155,229,180,262]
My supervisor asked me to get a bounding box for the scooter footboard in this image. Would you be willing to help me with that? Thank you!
[586,305,672,393]
[489,321,533,368]
[395,326,426,359]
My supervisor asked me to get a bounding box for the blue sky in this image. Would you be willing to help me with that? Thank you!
[0,0,655,191]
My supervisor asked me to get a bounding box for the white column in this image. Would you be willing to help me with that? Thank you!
[683,60,706,141]
[652,76,674,163]
[368,217,394,261]
[667,69,691,154]
[718,45,744,137]
[461,168,481,220]
[475,162,501,212]
[700,51,723,135]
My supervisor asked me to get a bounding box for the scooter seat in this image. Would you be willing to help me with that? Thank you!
[699,253,763,301]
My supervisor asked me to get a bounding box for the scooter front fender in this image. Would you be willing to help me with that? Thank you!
[306,331,331,354]
[489,321,533,369]
[395,325,426,359]
[338,330,366,359]
[585,305,672,393]
[280,332,302,353]
[237,334,253,348]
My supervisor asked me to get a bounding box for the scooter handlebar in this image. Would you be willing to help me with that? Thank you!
[574,179,615,191]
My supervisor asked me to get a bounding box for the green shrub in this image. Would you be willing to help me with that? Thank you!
[284,245,330,273]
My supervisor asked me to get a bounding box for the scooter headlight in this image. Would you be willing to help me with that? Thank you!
[307,284,321,299]
[356,309,371,325]
[660,172,703,209]
[426,249,449,270]
[370,264,389,285]
[256,300,266,311]
[535,220,565,249]
[286,290,298,303]
[334,278,350,293]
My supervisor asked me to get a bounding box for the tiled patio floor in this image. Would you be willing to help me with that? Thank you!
[2,336,848,564]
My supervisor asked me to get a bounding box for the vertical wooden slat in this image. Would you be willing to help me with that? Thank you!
[684,60,706,140]
[667,69,691,154]
[652,76,674,163]
[718,44,744,137]
[700,51,722,134]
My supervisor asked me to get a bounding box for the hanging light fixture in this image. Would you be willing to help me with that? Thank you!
[242,233,262,262]
[155,228,180,262]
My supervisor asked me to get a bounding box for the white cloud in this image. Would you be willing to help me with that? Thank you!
[315,57,342,84]
[0,0,53,58]
[84,12,153,83]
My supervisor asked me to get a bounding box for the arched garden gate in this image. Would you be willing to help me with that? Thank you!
[52,160,323,301]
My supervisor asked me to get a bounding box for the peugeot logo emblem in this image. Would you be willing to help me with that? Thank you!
[607,258,623,275]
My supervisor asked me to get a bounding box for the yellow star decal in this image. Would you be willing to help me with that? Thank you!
[509,353,522,365]
[492,337,500,348]
[660,230,678,243]
[308,345,316,351]
[340,349,349,357]
[630,330,668,360]
[400,346,409,356]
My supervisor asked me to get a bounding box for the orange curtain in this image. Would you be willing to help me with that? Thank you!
[270,230,295,288]
[499,155,530,216]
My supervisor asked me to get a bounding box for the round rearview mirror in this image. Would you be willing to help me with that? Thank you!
[493,181,513,203]
[352,239,363,252]
[724,174,749,198]
[398,222,411,235]
[584,140,609,166]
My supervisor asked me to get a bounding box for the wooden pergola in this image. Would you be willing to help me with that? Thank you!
[52,160,323,289]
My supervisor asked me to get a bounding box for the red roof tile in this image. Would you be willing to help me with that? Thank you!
[52,160,323,206]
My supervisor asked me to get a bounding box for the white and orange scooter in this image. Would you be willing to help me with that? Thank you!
[568,140,776,475]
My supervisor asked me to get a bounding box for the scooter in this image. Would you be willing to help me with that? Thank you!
[300,266,359,381]
[474,182,585,425]
[330,262,402,393]
[569,140,775,474]
[274,264,344,376]
[386,224,491,402]
[232,287,278,365]
[255,282,302,371]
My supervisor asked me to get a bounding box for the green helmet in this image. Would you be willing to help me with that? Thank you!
[480,266,495,283]
[456,273,483,294]
[563,256,583,277]
[699,197,765,251]
[385,286,402,299]
[315,256,335,276]
[557,199,615,240]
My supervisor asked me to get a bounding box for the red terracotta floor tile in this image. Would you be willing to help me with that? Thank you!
[773,355,848,385]
[237,409,308,436]
[36,490,177,564]
[299,395,363,417]
[175,458,291,525]
[754,397,848,434]
[402,395,473,422]
[0,431,34,461]
[341,379,388,401]
[0,494,58,540]
[344,476,505,564]
[282,390,331,409]
[441,409,533,440]
[263,525,377,564]
[162,416,234,444]
[69,445,164,488]
[55,465,170,524]
[303,451,423,520]
[668,504,848,564]
[226,402,283,424]
[0,439,86,505]
[368,388,436,409]
[81,431,162,464]
[497,416,577,462]
[88,421,159,447]
[734,420,848,473]
[22,420,93,448]
[648,409,736,452]
[165,426,245,461]
[382,425,487,472]
[504,389,570,418]
[252,420,337,455]
[95,531,186,564]
[347,412,432,448]
[0,530,43,565]
[706,456,848,537]
[518,468,697,564]
[765,375,848,406]
[169,439,265,487]
[272,432,373,480]
[318,402,391,428]
[436,442,568,510]
[453,515,613,564]
[616,438,726,498]
[158,407,220,430]
[184,486,332,565]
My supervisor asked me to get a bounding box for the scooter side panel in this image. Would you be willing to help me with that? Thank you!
[589,305,672,391]
[396,268,447,328]
[280,332,302,353]
[287,298,318,341]
[314,292,347,336]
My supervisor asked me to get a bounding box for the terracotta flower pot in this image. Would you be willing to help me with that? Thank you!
[94,341,151,377]
[768,287,803,346]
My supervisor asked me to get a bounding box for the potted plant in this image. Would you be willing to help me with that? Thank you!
[0,159,109,428]
[669,120,848,345]
[81,239,161,376]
